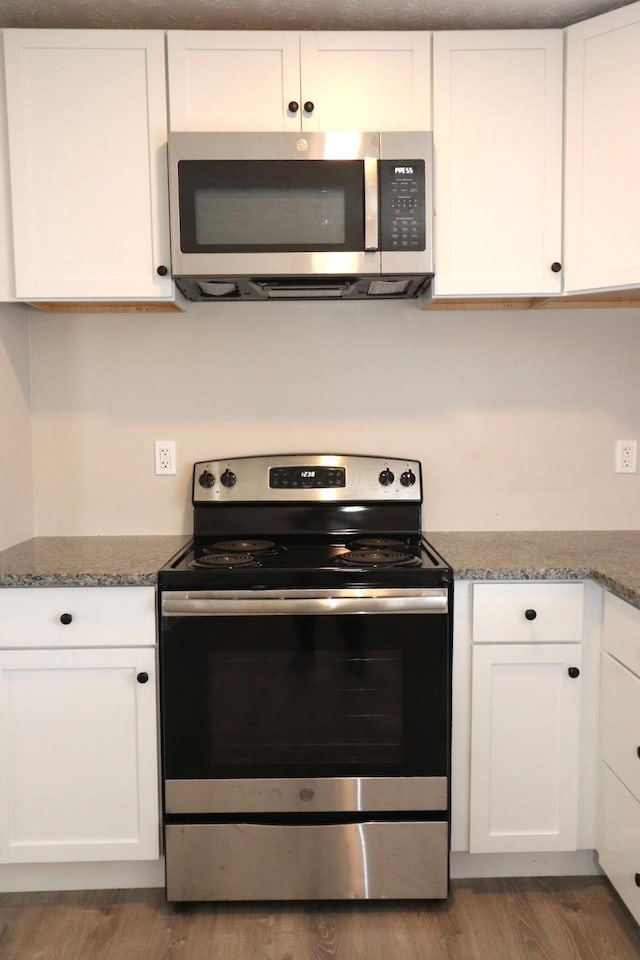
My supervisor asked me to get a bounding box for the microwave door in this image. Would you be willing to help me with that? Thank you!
[171,150,382,277]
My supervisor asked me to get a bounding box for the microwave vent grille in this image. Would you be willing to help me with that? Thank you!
[197,281,241,298]
[367,279,412,297]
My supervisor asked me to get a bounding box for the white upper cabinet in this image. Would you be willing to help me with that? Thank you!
[432,31,563,297]
[167,32,301,132]
[0,33,16,302]
[564,3,640,293]
[298,33,431,132]
[167,31,431,132]
[3,29,174,302]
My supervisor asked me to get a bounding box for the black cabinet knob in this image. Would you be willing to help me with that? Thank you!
[550,261,562,273]
[60,613,73,625]
[156,265,168,276]
[524,609,537,621]
[136,672,149,684]
[303,101,315,113]
[220,469,237,488]
[288,101,299,113]
[568,666,580,679]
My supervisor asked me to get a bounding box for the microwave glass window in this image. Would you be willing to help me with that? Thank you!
[178,159,365,253]
[195,187,346,247]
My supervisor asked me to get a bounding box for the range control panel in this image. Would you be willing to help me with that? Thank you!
[379,160,426,252]
[270,466,346,489]
[193,454,422,504]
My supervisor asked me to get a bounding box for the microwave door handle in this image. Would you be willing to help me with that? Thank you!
[364,156,379,251]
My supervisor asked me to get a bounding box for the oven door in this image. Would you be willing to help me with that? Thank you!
[160,588,450,816]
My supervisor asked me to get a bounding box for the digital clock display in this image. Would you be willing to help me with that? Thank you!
[269,466,346,489]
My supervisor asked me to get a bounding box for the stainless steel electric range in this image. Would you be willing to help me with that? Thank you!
[158,454,452,902]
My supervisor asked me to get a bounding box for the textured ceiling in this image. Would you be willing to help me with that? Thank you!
[0,0,635,32]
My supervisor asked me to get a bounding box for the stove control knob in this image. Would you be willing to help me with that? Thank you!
[221,469,237,488]
[378,468,395,486]
[198,470,215,489]
[400,469,416,487]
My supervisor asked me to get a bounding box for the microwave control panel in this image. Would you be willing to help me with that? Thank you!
[379,160,426,251]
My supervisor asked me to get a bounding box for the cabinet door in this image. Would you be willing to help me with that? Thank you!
[600,652,640,802]
[432,31,563,297]
[0,33,15,302]
[3,29,173,300]
[599,763,640,926]
[470,643,582,852]
[299,32,431,131]
[564,4,640,292]
[167,31,301,131]
[0,647,159,863]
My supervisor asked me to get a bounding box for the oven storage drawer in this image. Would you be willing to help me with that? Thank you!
[165,819,448,901]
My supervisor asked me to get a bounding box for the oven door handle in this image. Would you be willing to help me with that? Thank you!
[162,591,448,616]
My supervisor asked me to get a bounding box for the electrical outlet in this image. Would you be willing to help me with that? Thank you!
[615,440,637,474]
[155,440,176,475]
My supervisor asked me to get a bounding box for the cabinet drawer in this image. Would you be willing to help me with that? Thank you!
[472,583,584,644]
[602,591,640,678]
[601,652,640,802]
[599,763,640,926]
[0,587,156,648]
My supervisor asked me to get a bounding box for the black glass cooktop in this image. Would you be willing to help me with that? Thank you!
[159,534,452,590]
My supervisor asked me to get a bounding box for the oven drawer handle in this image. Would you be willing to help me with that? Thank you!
[162,594,448,616]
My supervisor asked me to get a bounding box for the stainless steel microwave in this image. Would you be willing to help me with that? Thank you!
[167,131,434,301]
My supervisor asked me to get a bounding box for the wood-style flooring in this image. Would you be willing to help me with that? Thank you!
[1,876,639,960]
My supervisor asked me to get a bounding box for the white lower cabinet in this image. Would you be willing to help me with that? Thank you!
[599,591,640,923]
[467,582,585,854]
[470,642,582,852]
[599,765,640,925]
[0,587,159,864]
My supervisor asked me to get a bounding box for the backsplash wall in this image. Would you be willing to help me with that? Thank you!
[27,299,640,535]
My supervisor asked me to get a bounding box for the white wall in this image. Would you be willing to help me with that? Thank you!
[29,300,640,535]
[0,303,33,548]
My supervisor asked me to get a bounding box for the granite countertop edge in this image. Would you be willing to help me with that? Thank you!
[0,572,160,587]
[453,565,640,608]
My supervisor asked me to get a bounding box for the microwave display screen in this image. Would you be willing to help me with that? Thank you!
[195,187,346,247]
[178,159,365,253]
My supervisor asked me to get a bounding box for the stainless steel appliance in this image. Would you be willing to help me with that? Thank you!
[158,454,452,901]
[168,131,433,300]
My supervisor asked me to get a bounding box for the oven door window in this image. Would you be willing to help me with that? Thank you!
[177,160,365,253]
[161,613,449,780]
